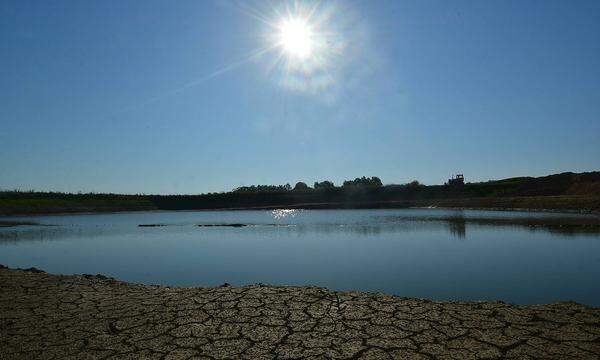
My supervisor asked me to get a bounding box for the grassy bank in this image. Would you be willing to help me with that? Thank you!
[0,198,156,216]
[414,195,600,213]
[2,195,599,216]
[2,171,599,216]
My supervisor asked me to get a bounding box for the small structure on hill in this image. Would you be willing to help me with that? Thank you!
[446,174,465,186]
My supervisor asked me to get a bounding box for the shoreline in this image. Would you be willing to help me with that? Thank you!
[1,266,599,359]
[2,199,600,218]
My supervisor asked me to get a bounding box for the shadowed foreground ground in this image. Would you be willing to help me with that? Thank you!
[1,267,599,359]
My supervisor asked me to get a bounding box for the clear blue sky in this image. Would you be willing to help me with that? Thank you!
[1,0,599,194]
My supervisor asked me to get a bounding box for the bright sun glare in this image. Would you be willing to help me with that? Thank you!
[278,19,314,59]
[259,1,347,94]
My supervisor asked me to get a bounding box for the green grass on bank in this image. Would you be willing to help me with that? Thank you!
[1,171,599,215]
[0,198,156,216]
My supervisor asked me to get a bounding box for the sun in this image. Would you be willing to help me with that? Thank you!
[277,18,314,59]
[258,1,347,94]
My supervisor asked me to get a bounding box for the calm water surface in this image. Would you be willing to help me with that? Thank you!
[1,209,600,306]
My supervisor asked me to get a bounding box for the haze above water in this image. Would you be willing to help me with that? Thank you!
[1,209,600,306]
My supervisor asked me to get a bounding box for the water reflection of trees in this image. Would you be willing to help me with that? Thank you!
[381,214,600,238]
[244,218,600,238]
[447,219,467,238]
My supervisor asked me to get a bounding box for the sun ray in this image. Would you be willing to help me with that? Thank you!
[110,44,278,116]
[305,0,323,23]
[230,1,279,28]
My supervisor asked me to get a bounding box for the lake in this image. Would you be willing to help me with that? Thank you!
[1,209,600,306]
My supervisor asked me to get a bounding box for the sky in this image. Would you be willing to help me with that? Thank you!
[1,0,599,194]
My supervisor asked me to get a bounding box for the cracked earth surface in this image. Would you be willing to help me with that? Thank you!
[1,267,599,359]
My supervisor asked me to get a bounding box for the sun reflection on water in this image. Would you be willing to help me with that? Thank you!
[271,209,299,220]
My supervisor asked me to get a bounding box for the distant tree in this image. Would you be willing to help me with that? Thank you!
[406,180,422,188]
[371,177,383,187]
[293,182,309,191]
[232,184,292,193]
[314,180,335,189]
[342,176,383,188]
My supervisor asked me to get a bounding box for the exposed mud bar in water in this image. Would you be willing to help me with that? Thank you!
[197,223,297,228]
[0,220,39,227]
[139,223,297,228]
[1,266,599,359]
[197,223,247,227]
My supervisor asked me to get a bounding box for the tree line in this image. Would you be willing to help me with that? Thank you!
[233,176,384,193]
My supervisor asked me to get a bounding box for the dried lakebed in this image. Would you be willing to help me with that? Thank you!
[1,267,599,359]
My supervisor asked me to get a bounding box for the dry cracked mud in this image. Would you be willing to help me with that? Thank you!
[1,266,599,359]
